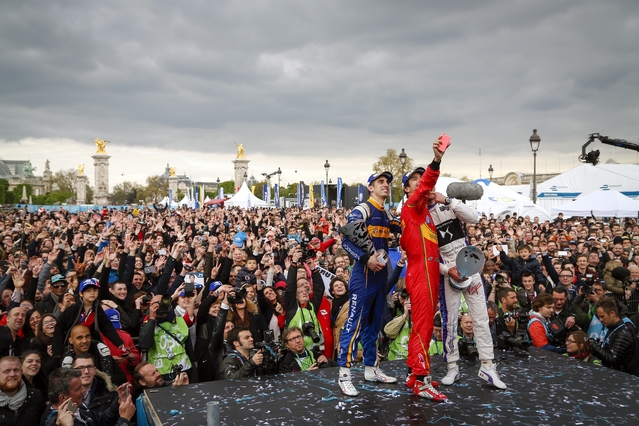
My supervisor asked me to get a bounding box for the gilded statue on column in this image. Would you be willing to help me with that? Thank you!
[234,143,245,159]
[169,167,177,177]
[94,138,109,154]
[77,164,85,175]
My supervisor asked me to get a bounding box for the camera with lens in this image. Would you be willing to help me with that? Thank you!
[494,275,506,286]
[141,293,153,304]
[302,322,321,344]
[458,337,479,359]
[300,238,315,260]
[253,329,281,373]
[582,285,595,296]
[497,308,530,356]
[170,363,183,378]
[156,295,173,316]
[227,286,247,304]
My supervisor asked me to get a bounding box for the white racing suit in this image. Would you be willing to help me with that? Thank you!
[429,199,495,363]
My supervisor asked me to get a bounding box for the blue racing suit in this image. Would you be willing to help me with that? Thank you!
[338,197,401,368]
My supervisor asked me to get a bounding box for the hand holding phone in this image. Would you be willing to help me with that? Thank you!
[437,133,451,153]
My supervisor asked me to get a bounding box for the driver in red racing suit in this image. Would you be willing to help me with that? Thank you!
[399,139,446,401]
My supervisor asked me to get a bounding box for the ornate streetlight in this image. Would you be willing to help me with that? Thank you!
[529,129,541,203]
[488,164,494,182]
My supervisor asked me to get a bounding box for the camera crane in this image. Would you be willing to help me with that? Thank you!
[579,133,639,166]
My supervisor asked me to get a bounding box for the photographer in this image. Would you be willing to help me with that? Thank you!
[591,298,638,375]
[494,288,519,337]
[551,287,589,331]
[279,326,336,373]
[284,250,325,352]
[527,293,565,353]
[220,327,272,379]
[138,293,194,382]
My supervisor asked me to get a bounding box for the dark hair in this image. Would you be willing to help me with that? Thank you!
[552,286,568,296]
[486,301,499,313]
[19,349,41,363]
[227,326,250,346]
[133,362,152,385]
[73,352,95,364]
[595,297,619,316]
[518,244,532,252]
[532,293,555,312]
[33,314,56,347]
[329,276,348,297]
[48,368,81,403]
[498,288,516,303]
[520,271,534,280]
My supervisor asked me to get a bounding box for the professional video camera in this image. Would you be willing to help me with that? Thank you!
[458,337,479,359]
[254,330,281,373]
[497,309,530,356]
[302,322,321,344]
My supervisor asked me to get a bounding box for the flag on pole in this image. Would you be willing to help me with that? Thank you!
[337,178,342,208]
[321,181,326,207]
[274,184,279,207]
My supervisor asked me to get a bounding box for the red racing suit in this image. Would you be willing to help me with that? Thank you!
[399,161,440,377]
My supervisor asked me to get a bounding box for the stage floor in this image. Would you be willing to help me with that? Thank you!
[143,348,639,425]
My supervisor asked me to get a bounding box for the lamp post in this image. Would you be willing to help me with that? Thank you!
[529,129,541,204]
[276,167,282,205]
[324,160,330,207]
[243,172,248,185]
[488,164,494,182]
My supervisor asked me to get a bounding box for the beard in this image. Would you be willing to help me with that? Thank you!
[0,378,20,393]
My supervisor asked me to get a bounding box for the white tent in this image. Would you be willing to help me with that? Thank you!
[157,196,178,208]
[225,182,269,208]
[177,194,190,207]
[550,190,639,218]
[537,164,639,200]
[470,179,552,220]
[395,176,463,212]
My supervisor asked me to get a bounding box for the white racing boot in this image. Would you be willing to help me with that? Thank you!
[441,362,460,386]
[478,360,507,390]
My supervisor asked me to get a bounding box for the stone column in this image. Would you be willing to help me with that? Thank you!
[232,159,250,192]
[168,176,178,200]
[92,154,111,205]
[76,174,88,204]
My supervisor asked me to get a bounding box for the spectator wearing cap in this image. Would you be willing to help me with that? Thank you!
[308,236,335,254]
[35,274,76,317]
[52,278,125,370]
[100,306,140,385]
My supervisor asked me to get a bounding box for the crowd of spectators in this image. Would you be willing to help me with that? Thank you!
[0,203,638,424]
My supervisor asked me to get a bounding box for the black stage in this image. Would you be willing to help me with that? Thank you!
[142,348,639,425]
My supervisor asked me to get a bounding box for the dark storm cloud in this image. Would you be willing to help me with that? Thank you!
[0,0,637,159]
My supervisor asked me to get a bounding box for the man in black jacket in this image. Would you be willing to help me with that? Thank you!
[0,308,30,357]
[219,327,265,379]
[0,356,45,426]
[591,297,637,374]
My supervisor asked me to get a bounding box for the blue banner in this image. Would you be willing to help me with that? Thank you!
[357,184,365,204]
[263,184,268,202]
[169,189,173,203]
[267,185,271,205]
[321,180,326,207]
[274,184,279,207]
[337,177,342,208]
[218,186,224,199]
[297,183,301,206]
[195,187,200,209]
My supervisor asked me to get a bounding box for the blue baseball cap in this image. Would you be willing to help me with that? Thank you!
[402,167,425,187]
[367,171,393,186]
[209,281,223,292]
[78,278,100,292]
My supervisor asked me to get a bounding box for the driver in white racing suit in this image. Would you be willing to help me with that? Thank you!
[429,193,507,389]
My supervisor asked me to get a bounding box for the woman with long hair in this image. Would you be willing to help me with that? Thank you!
[20,349,48,398]
[329,276,350,359]
[565,331,601,364]
[30,314,58,374]
[229,295,267,343]
[257,284,286,343]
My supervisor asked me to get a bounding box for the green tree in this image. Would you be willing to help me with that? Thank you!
[52,168,77,192]
[0,179,10,203]
[111,181,143,205]
[138,175,168,202]
[372,149,414,203]
[11,184,33,203]
[218,180,235,196]
[32,191,75,205]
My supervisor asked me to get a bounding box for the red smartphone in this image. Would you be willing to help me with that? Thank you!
[438,133,451,153]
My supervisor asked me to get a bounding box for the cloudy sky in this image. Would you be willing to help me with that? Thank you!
[1,0,638,191]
